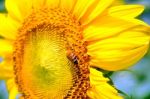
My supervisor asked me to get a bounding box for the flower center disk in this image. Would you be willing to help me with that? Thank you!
[13,8,90,99]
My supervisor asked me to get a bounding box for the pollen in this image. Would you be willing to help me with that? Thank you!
[13,7,90,99]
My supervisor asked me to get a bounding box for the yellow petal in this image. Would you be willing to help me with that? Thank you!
[0,59,14,79]
[88,26,150,71]
[119,25,150,38]
[12,0,33,18]
[32,0,46,9]
[9,87,18,99]
[73,0,96,20]
[89,68,109,85]
[6,79,19,99]
[87,68,122,99]
[112,0,124,6]
[45,0,60,8]
[0,39,14,79]
[87,84,123,99]
[108,5,148,26]
[81,0,114,25]
[88,37,150,51]
[6,0,46,20]
[60,0,77,11]
[109,5,144,18]
[5,0,22,22]
[89,44,149,71]
[0,14,20,40]
[83,16,143,41]
[0,39,13,55]
[0,52,14,80]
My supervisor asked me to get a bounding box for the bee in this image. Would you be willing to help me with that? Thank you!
[67,50,78,64]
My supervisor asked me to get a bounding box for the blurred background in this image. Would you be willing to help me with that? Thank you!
[0,0,150,99]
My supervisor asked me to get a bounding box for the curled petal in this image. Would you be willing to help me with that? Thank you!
[87,68,123,99]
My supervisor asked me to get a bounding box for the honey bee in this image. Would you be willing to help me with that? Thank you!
[66,50,78,64]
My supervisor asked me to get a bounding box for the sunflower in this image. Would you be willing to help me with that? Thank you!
[0,0,150,99]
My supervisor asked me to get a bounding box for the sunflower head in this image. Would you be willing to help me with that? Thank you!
[13,7,91,98]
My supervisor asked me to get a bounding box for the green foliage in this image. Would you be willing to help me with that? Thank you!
[0,0,6,13]
[143,94,150,99]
